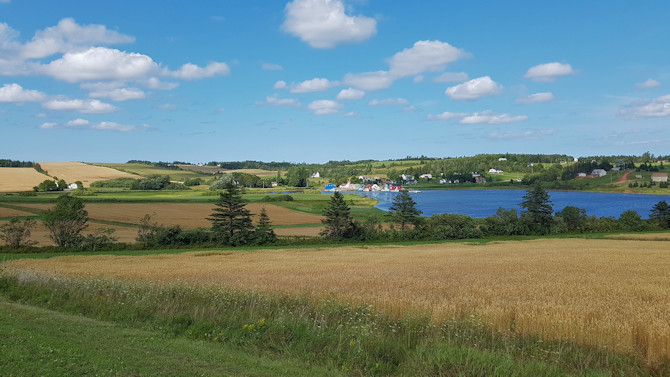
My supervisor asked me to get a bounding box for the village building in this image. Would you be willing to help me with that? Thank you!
[419,173,432,179]
[488,168,503,174]
[591,169,607,177]
[311,172,320,178]
[652,173,669,182]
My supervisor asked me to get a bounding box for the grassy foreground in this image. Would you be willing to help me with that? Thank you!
[0,271,658,376]
[0,297,338,377]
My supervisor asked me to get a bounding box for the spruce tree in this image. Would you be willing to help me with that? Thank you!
[209,183,254,245]
[321,191,357,239]
[254,207,277,245]
[520,183,554,234]
[389,190,423,231]
[650,200,670,229]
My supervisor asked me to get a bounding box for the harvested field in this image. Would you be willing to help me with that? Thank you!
[0,220,137,246]
[605,232,670,241]
[38,162,140,187]
[18,203,324,227]
[0,206,36,218]
[0,168,51,192]
[5,238,670,364]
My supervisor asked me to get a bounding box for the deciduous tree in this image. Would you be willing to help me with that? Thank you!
[0,218,37,248]
[42,195,88,248]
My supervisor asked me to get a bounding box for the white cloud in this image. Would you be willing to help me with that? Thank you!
[413,75,424,83]
[42,47,158,83]
[368,98,410,106]
[256,94,301,107]
[636,78,660,89]
[460,110,528,124]
[142,77,179,90]
[342,71,392,91]
[487,129,555,140]
[619,94,670,118]
[0,83,46,102]
[516,92,555,105]
[168,62,230,80]
[336,87,365,100]
[21,18,135,60]
[290,77,336,93]
[40,119,145,131]
[308,99,341,115]
[274,80,287,89]
[524,62,574,82]
[445,76,502,100]
[262,63,283,71]
[282,0,377,48]
[43,98,119,114]
[87,84,146,101]
[387,40,469,78]
[426,111,468,121]
[433,72,469,83]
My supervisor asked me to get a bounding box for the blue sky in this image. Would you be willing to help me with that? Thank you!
[1,1,669,163]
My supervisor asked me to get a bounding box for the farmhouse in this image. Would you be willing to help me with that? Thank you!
[67,183,78,189]
[419,174,432,179]
[652,173,669,182]
[498,157,507,161]
[311,172,320,178]
[577,173,587,178]
[591,169,607,177]
[488,168,503,174]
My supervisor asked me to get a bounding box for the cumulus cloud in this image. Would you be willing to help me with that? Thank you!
[42,47,158,83]
[83,82,145,101]
[342,71,392,91]
[274,80,287,89]
[290,77,336,93]
[516,92,555,105]
[445,76,502,100]
[336,87,365,100]
[168,62,230,80]
[308,99,341,115]
[0,83,46,102]
[426,111,468,121]
[21,18,135,60]
[387,40,469,78]
[43,98,119,113]
[619,94,670,118]
[368,98,410,106]
[256,94,301,107]
[262,63,283,71]
[40,119,145,131]
[282,0,377,48]
[142,77,179,90]
[524,62,574,82]
[460,110,528,124]
[636,79,660,89]
[433,72,469,83]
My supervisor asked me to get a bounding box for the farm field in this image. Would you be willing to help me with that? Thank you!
[38,162,140,188]
[91,162,209,182]
[177,164,280,177]
[0,168,51,192]
[5,238,670,365]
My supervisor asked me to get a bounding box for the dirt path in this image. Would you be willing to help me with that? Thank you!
[617,169,633,183]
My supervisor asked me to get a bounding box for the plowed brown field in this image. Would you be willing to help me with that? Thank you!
[5,238,670,363]
[19,203,323,227]
[0,206,35,218]
[38,162,140,187]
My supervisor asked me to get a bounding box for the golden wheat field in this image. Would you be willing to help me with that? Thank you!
[4,238,670,363]
[0,168,51,192]
[37,162,140,187]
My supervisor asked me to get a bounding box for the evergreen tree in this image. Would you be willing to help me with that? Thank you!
[650,200,670,229]
[209,183,254,245]
[254,207,277,245]
[42,195,88,248]
[520,183,553,234]
[321,192,357,239]
[389,190,423,231]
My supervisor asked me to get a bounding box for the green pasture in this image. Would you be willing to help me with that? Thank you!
[91,162,213,182]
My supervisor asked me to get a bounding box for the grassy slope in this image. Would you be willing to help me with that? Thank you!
[0,297,339,377]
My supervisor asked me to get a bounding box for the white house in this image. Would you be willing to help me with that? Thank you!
[652,173,669,182]
[577,172,587,178]
[591,169,607,177]
[358,175,372,182]
[401,174,413,181]
[498,157,507,161]
[311,172,320,178]
[67,183,79,190]
[488,168,503,174]
[419,174,432,179]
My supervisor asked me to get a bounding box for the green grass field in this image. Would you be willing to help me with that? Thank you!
[91,162,213,182]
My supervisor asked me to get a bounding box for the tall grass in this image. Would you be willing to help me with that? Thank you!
[0,270,659,376]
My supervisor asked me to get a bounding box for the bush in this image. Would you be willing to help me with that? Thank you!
[261,194,294,202]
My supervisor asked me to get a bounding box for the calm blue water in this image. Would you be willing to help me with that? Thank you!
[331,189,669,219]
